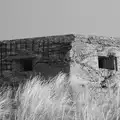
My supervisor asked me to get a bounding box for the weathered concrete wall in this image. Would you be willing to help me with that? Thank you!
[70,34,120,87]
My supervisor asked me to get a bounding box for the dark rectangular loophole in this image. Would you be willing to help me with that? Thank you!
[20,59,33,71]
[98,56,118,71]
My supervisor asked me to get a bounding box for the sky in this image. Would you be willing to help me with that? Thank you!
[0,0,120,41]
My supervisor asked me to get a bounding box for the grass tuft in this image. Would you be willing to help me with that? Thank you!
[0,72,120,120]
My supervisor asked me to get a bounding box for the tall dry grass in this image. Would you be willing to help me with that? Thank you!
[0,72,120,120]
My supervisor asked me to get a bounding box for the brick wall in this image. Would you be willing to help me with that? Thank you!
[0,34,74,81]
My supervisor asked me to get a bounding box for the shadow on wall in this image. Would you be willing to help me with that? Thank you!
[34,63,70,80]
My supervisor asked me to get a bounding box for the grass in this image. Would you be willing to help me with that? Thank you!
[0,71,120,120]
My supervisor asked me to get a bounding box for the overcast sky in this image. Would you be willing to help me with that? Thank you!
[0,0,120,40]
